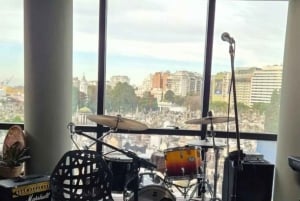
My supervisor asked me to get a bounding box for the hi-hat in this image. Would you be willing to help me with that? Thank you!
[87,115,148,131]
[185,116,235,124]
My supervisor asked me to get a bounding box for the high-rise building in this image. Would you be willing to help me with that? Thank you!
[250,65,282,104]
[152,71,170,90]
[235,67,259,106]
[167,71,202,96]
[211,66,283,106]
[211,72,231,102]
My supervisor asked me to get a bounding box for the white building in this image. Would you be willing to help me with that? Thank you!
[250,65,282,104]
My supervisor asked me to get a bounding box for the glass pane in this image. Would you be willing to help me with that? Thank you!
[211,1,288,134]
[72,0,99,125]
[106,0,208,130]
[0,1,24,123]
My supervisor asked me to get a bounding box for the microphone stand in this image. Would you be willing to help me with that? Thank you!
[72,128,157,201]
[226,38,244,201]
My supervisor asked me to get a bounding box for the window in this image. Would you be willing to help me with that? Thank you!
[0,0,24,125]
[106,0,208,130]
[211,1,287,134]
[72,0,99,125]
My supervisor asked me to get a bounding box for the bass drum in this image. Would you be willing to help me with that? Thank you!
[128,185,176,201]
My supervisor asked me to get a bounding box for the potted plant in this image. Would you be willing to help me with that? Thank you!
[0,141,31,178]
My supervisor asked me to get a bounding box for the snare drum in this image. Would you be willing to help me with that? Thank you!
[128,185,175,201]
[164,146,202,179]
[104,152,134,192]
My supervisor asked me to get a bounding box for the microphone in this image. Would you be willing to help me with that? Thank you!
[221,32,235,44]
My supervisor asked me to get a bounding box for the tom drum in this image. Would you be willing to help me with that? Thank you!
[164,146,202,179]
[104,152,134,192]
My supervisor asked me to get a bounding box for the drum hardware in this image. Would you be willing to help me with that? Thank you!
[163,176,201,200]
[128,185,176,201]
[87,114,148,131]
[83,128,116,150]
[67,122,156,201]
[186,112,229,201]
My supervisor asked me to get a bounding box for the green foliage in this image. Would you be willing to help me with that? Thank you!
[110,82,138,113]
[174,95,185,106]
[209,101,228,113]
[87,85,97,113]
[237,102,251,113]
[138,91,158,112]
[264,89,281,133]
[184,96,201,111]
[0,142,31,168]
[164,90,175,102]
[252,102,268,115]
[12,116,23,123]
[72,86,80,113]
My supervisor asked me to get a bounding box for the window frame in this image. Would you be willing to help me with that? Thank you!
[92,0,277,144]
[0,0,278,147]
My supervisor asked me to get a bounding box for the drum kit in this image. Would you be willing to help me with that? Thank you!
[68,113,234,201]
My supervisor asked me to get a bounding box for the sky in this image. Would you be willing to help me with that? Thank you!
[0,0,288,86]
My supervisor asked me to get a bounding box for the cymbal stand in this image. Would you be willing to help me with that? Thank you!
[189,147,213,201]
[68,124,157,201]
[209,119,222,201]
[83,128,116,150]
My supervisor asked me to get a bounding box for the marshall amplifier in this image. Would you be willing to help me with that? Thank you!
[0,175,51,201]
[222,157,274,201]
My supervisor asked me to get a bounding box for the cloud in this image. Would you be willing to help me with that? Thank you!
[0,0,23,43]
[0,0,289,84]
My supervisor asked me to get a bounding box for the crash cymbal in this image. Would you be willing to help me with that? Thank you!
[87,115,148,131]
[185,116,235,124]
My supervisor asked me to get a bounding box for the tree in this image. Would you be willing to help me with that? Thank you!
[72,86,79,113]
[209,101,228,113]
[237,102,251,113]
[174,95,185,106]
[110,82,138,113]
[265,89,281,133]
[105,85,113,113]
[164,90,175,103]
[252,102,268,115]
[87,85,97,113]
[184,96,201,111]
[138,91,158,112]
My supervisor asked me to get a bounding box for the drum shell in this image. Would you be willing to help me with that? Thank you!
[104,153,134,192]
[164,146,202,178]
[128,185,175,201]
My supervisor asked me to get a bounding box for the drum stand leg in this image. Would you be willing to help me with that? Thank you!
[210,147,222,201]
[188,148,213,201]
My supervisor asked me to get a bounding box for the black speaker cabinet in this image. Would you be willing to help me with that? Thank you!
[222,158,274,201]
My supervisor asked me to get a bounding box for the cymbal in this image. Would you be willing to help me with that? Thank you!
[185,116,235,124]
[87,115,148,131]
